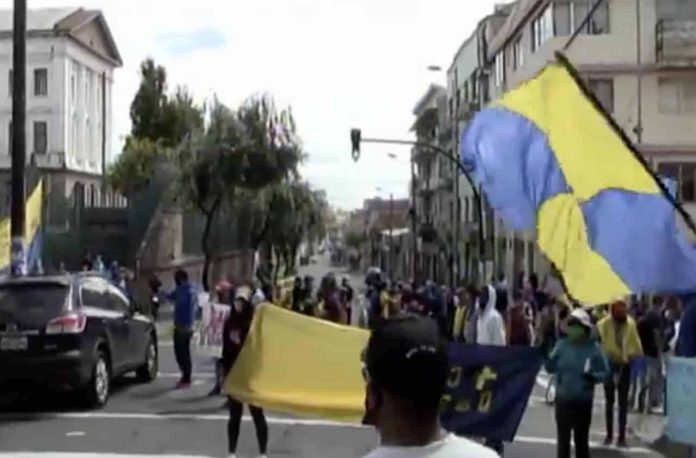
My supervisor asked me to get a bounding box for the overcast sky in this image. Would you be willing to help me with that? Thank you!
[2,0,500,209]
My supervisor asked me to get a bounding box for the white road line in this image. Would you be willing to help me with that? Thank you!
[0,410,656,454]
[64,431,86,437]
[157,372,215,379]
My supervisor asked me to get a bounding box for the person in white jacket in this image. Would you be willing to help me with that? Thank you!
[476,284,507,456]
[476,284,506,346]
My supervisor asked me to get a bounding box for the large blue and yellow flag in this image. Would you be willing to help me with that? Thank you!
[461,53,696,305]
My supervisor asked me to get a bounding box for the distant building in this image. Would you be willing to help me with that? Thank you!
[0,7,122,216]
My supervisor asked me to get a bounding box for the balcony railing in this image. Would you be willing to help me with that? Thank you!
[656,19,696,66]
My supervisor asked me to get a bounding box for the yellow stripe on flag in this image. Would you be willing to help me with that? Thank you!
[0,180,43,269]
[496,64,659,201]
[225,304,368,422]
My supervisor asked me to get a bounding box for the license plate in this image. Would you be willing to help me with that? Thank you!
[1,336,28,351]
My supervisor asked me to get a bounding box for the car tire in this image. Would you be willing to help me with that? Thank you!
[136,335,158,383]
[85,350,110,408]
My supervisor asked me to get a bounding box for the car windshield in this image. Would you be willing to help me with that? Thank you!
[0,283,69,328]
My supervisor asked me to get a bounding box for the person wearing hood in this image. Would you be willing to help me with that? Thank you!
[477,285,506,346]
[546,309,609,458]
[676,292,696,357]
[476,284,506,456]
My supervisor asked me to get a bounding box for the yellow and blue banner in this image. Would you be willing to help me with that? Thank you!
[461,53,696,305]
[226,305,542,441]
[0,180,43,273]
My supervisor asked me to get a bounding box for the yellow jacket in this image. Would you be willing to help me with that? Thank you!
[597,316,643,364]
[452,307,466,340]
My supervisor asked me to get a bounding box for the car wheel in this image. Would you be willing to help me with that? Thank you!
[86,350,110,408]
[136,335,158,383]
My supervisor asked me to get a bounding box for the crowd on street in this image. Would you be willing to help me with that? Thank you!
[93,257,696,458]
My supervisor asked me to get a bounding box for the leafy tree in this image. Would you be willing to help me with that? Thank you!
[106,138,163,195]
[176,100,245,290]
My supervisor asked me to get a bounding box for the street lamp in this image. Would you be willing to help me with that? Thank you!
[350,129,485,283]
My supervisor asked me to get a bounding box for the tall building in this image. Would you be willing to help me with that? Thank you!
[471,0,696,282]
[0,7,122,215]
[446,4,514,283]
[411,84,453,284]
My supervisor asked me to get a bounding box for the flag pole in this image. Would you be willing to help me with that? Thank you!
[562,0,606,51]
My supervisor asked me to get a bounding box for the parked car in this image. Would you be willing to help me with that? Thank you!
[0,273,158,407]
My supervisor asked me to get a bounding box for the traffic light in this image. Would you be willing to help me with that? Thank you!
[350,128,361,162]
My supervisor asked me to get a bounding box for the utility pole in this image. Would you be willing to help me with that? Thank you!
[634,0,644,145]
[410,157,418,283]
[10,0,27,276]
[388,193,394,280]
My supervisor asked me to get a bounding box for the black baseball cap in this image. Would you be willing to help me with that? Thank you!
[365,314,448,408]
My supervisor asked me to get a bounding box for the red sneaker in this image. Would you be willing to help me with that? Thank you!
[176,380,192,389]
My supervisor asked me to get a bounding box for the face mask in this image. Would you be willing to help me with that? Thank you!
[612,313,627,323]
[566,325,585,341]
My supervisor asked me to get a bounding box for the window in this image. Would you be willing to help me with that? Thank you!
[531,5,554,51]
[80,281,108,309]
[587,79,614,113]
[7,122,11,154]
[658,76,696,115]
[7,69,12,96]
[33,121,47,154]
[657,162,696,202]
[681,164,696,202]
[107,285,130,314]
[554,0,610,36]
[33,68,48,96]
[494,52,506,87]
[512,37,524,70]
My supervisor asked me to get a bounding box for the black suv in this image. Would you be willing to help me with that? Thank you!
[0,273,158,407]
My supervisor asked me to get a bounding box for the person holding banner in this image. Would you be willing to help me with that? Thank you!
[545,309,609,458]
[361,315,497,458]
[223,285,268,458]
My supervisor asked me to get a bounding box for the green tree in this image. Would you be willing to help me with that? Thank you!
[176,100,245,290]
[106,137,163,195]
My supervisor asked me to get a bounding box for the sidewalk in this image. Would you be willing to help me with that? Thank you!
[630,410,694,458]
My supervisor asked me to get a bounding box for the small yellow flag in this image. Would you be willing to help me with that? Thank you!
[225,304,368,422]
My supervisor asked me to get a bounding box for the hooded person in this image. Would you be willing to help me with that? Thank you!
[476,285,506,347]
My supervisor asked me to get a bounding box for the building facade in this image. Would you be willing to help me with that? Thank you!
[460,0,696,283]
[0,7,122,217]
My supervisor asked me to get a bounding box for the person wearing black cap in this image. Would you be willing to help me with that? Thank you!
[361,315,497,458]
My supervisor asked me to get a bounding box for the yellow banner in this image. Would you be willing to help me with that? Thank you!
[0,180,43,269]
[226,304,368,422]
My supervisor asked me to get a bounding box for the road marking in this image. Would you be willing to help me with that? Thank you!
[0,412,653,457]
[64,431,86,437]
[157,372,215,379]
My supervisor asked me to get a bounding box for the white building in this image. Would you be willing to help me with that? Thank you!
[0,7,121,214]
[482,0,696,279]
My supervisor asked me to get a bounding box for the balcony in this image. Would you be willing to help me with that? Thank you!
[32,151,66,169]
[656,19,696,66]
[437,176,454,191]
[457,100,481,122]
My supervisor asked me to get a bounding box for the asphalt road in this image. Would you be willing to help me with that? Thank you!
[0,255,666,458]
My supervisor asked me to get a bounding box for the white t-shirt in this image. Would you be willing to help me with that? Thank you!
[362,434,498,458]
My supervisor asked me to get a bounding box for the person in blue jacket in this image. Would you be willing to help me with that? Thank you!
[164,269,198,389]
[545,308,609,458]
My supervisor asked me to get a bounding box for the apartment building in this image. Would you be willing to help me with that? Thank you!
[480,0,696,280]
[411,84,454,283]
[0,8,122,215]
[445,5,514,283]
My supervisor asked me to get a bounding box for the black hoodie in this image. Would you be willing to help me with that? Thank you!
[221,299,255,374]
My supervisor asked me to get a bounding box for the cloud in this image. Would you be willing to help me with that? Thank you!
[157,28,226,56]
[3,0,501,210]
